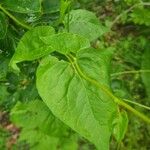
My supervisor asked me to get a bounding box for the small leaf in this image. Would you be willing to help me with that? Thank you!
[10,28,90,72]
[113,110,128,142]
[1,0,41,13]
[36,48,117,150]
[9,26,55,71]
[0,12,7,39]
[64,9,108,41]
[41,32,90,54]
[141,49,150,98]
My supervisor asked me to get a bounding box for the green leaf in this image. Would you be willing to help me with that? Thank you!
[0,85,9,105]
[19,130,78,150]
[0,127,9,150]
[60,135,78,150]
[64,9,108,41]
[141,49,150,98]
[11,100,77,150]
[1,0,41,13]
[0,12,7,39]
[41,32,90,54]
[130,8,150,26]
[10,26,90,71]
[10,100,67,135]
[0,57,9,80]
[113,110,128,142]
[42,0,60,13]
[19,129,59,150]
[36,48,117,150]
[10,27,90,72]
[9,26,55,72]
[124,0,141,5]
[59,0,71,24]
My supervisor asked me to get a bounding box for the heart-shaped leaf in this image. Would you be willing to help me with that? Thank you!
[64,9,108,41]
[41,32,90,54]
[36,48,117,150]
[10,26,55,71]
[10,26,90,72]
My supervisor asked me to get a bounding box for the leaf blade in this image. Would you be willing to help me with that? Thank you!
[36,48,117,150]
[1,0,41,13]
[41,32,90,55]
[65,9,108,41]
[11,100,77,150]
[9,26,55,71]
[113,110,128,142]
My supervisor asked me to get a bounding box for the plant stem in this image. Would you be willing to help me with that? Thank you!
[58,0,71,25]
[111,69,150,77]
[123,99,150,111]
[67,54,150,124]
[0,4,31,30]
[66,4,70,32]
[117,142,121,150]
[117,99,150,123]
[110,2,150,28]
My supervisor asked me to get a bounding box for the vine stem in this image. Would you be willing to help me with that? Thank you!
[123,99,150,111]
[110,2,150,28]
[67,54,150,124]
[117,100,150,123]
[111,69,150,77]
[0,4,31,30]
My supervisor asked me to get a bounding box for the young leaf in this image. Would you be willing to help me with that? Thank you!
[10,27,90,72]
[40,32,90,54]
[141,49,150,98]
[113,110,128,142]
[9,26,55,72]
[59,0,71,24]
[1,0,41,13]
[36,48,117,150]
[64,9,108,41]
[11,100,77,150]
[0,12,7,39]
